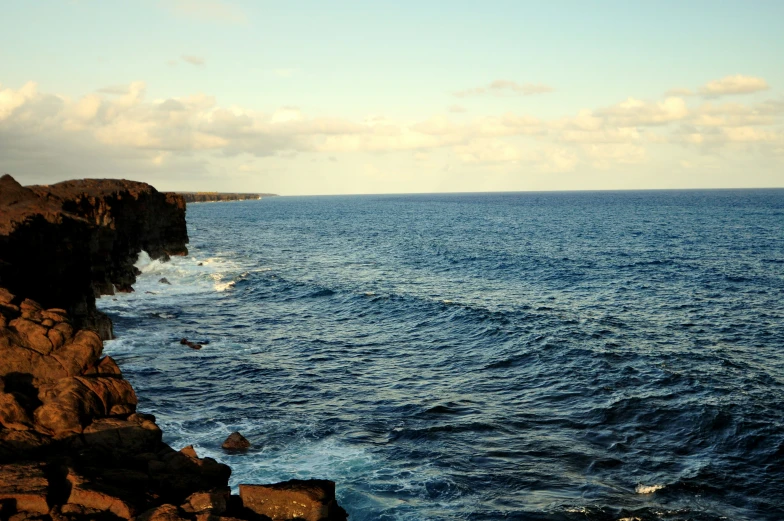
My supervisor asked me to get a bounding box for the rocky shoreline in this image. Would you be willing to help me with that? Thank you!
[0,175,347,521]
[177,193,276,204]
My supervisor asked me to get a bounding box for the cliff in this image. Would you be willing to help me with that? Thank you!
[0,176,347,521]
[0,175,189,339]
[178,193,276,204]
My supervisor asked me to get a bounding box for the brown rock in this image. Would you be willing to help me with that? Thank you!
[47,327,66,349]
[19,299,43,322]
[238,480,347,521]
[50,330,103,377]
[34,375,138,436]
[0,430,51,461]
[66,468,135,519]
[181,489,229,514]
[0,288,14,304]
[137,504,189,521]
[0,392,32,430]
[222,431,251,450]
[180,445,198,458]
[81,417,162,458]
[8,318,53,355]
[41,308,68,323]
[0,462,50,515]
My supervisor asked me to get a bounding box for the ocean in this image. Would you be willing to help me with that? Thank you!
[98,190,784,521]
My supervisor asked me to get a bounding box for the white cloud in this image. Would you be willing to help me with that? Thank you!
[181,55,205,66]
[699,75,769,97]
[453,140,522,164]
[455,80,554,97]
[1,77,782,188]
[599,97,689,126]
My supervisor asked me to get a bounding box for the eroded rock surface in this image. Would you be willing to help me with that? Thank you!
[0,290,348,521]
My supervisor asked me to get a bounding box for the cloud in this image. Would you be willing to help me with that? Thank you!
[181,55,205,66]
[162,0,246,24]
[598,97,689,126]
[1,76,782,187]
[455,80,554,97]
[447,104,466,113]
[698,75,769,97]
[453,140,522,164]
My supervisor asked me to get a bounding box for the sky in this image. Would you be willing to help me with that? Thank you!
[1,0,783,195]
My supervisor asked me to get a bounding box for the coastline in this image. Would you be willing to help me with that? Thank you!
[0,175,346,521]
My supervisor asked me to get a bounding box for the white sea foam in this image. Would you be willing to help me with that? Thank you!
[635,483,665,494]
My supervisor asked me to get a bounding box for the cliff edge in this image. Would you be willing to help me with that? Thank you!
[0,175,189,339]
[0,175,347,521]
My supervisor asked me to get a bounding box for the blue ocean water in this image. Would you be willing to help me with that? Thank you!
[99,190,784,521]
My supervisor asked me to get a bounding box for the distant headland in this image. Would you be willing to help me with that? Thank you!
[177,192,277,203]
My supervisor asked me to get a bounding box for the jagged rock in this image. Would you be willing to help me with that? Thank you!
[0,430,51,461]
[0,392,33,430]
[65,468,135,519]
[222,432,251,450]
[159,278,171,285]
[34,376,137,436]
[0,462,50,515]
[81,416,162,459]
[137,504,190,521]
[181,489,230,514]
[179,338,203,350]
[238,480,347,521]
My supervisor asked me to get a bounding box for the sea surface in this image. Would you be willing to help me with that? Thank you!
[99,190,784,521]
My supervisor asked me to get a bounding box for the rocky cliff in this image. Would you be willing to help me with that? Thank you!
[0,176,347,521]
[0,175,189,339]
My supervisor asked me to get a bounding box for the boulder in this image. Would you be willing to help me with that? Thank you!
[81,417,162,458]
[0,430,52,462]
[0,462,50,515]
[181,489,230,514]
[137,504,189,521]
[65,468,135,519]
[34,375,138,436]
[222,431,251,450]
[238,480,347,521]
[0,392,32,430]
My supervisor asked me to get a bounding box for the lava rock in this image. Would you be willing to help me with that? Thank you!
[222,432,251,451]
[238,480,347,521]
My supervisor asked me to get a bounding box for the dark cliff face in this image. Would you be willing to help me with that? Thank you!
[0,175,188,339]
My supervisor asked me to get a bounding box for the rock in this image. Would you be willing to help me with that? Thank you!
[181,489,229,514]
[0,462,50,515]
[180,445,198,458]
[65,468,135,519]
[0,392,32,430]
[34,375,138,436]
[137,504,189,521]
[179,338,203,350]
[159,278,171,285]
[238,480,347,521]
[0,430,51,462]
[222,432,251,450]
[0,175,188,336]
[81,417,162,459]
[8,318,53,355]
